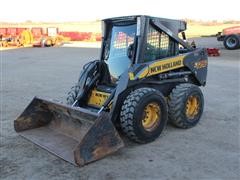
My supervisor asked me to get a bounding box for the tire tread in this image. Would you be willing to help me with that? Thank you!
[168,83,203,129]
[120,88,158,143]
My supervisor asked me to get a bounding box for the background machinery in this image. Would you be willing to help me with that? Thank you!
[0,28,33,47]
[32,27,64,47]
[0,27,64,48]
[217,26,240,50]
[14,15,208,167]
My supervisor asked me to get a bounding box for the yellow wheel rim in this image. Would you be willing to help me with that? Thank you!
[46,39,52,46]
[185,95,200,119]
[142,103,160,131]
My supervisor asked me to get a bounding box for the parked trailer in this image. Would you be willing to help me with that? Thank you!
[0,28,8,47]
[17,28,27,35]
[58,32,92,41]
[6,28,17,37]
[217,26,240,50]
[0,28,7,36]
[31,27,43,38]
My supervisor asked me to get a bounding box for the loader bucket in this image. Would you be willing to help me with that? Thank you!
[14,97,124,166]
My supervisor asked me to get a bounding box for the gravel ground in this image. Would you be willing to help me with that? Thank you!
[0,37,239,180]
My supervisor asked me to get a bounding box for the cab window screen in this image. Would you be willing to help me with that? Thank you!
[144,25,177,62]
[111,31,134,57]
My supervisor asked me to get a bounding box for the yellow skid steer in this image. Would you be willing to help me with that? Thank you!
[14,15,208,167]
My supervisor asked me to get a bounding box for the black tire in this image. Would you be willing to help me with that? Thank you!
[66,84,80,105]
[120,88,168,143]
[45,39,52,47]
[223,34,240,50]
[168,83,204,129]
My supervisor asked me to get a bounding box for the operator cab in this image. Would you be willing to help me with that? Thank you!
[101,16,192,84]
[102,19,137,83]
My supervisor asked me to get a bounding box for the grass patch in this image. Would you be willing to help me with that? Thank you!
[186,23,240,38]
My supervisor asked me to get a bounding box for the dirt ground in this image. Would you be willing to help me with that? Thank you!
[0,37,239,180]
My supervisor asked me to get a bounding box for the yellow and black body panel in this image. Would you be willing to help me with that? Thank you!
[128,48,208,86]
[128,55,185,80]
[87,89,110,108]
[182,48,208,85]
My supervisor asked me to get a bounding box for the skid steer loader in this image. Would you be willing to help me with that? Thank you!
[14,15,208,167]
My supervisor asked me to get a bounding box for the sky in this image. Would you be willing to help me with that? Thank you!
[1,0,239,22]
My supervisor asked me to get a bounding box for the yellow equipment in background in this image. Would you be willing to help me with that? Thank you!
[18,30,34,47]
